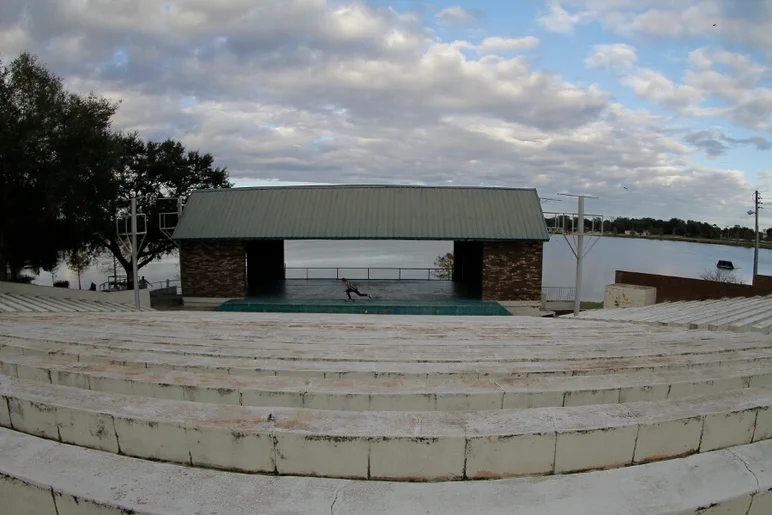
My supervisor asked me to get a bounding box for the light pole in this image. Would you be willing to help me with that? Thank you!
[131,195,140,310]
[558,193,599,316]
[749,191,763,279]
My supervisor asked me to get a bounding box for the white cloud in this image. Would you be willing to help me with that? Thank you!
[554,0,772,55]
[584,43,637,70]
[0,0,767,225]
[478,36,540,53]
[537,2,595,34]
[621,68,705,111]
[436,6,480,25]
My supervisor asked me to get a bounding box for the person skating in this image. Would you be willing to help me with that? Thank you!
[341,278,371,300]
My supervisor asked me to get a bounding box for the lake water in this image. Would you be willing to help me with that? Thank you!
[35,237,771,301]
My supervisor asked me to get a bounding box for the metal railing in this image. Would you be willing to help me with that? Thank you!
[542,286,576,302]
[284,267,451,281]
[99,278,181,295]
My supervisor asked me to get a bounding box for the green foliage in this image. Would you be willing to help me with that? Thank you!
[91,133,231,280]
[0,52,230,283]
[591,216,759,241]
[434,252,453,280]
[699,269,745,284]
[0,52,119,280]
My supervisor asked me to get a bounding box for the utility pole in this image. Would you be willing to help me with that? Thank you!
[558,193,599,316]
[131,195,140,311]
[754,191,762,279]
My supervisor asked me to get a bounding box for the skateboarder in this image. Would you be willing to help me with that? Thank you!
[341,278,371,300]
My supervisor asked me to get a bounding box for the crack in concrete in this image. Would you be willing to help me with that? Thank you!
[550,410,558,473]
[50,487,61,515]
[489,379,505,409]
[727,449,759,515]
[621,404,641,465]
[330,484,345,515]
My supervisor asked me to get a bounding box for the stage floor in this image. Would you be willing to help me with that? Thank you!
[246,279,482,301]
[217,297,510,316]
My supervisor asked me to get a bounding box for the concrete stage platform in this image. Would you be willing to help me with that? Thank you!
[218,297,511,316]
[222,279,511,316]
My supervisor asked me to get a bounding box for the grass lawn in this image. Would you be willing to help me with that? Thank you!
[580,301,604,310]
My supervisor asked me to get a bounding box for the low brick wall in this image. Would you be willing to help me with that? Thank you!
[482,241,543,301]
[615,271,772,303]
[180,240,246,298]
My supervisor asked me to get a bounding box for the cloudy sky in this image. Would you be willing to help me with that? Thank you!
[2,0,772,227]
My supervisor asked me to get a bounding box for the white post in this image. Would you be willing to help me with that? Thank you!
[574,196,585,316]
[131,196,140,310]
[754,191,760,279]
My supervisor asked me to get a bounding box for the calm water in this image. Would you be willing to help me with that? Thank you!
[36,237,771,301]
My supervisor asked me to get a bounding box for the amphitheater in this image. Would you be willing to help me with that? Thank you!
[2,300,772,514]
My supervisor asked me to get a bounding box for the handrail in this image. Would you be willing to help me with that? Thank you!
[284,267,451,281]
[542,286,576,301]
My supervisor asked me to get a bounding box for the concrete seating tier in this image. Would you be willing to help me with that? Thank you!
[4,335,772,383]
[0,292,152,313]
[3,428,771,515]
[2,375,772,480]
[2,353,772,411]
[3,312,772,512]
[576,295,772,333]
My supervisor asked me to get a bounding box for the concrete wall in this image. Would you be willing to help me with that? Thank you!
[180,240,246,298]
[482,242,543,302]
[615,271,772,303]
[0,281,151,307]
[604,283,657,309]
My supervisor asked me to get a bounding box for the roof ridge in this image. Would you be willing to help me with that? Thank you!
[195,184,539,193]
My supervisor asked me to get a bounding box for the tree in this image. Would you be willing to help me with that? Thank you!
[67,246,93,290]
[699,269,744,284]
[90,133,231,283]
[434,252,454,280]
[0,53,119,281]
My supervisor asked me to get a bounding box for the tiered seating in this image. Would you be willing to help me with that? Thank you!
[575,295,772,333]
[1,312,771,513]
[0,292,152,312]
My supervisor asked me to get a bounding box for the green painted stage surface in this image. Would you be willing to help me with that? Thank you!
[217,298,511,316]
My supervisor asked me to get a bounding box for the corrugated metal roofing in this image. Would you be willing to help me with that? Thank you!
[172,185,550,241]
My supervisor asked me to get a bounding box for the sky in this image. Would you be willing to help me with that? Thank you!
[2,0,772,228]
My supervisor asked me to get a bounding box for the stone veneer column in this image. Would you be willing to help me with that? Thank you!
[180,240,246,298]
[481,241,543,301]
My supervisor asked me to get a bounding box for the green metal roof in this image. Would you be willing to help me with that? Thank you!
[172,185,550,241]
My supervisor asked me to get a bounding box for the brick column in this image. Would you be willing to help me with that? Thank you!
[180,240,246,298]
[481,241,543,301]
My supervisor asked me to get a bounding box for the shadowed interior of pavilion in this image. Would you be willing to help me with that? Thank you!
[172,185,549,315]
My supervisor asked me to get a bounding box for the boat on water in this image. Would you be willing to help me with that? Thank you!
[716,260,739,270]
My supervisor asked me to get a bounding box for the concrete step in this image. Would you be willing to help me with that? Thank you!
[0,294,143,314]
[645,298,771,327]
[3,320,772,363]
[3,335,772,381]
[2,427,771,514]
[2,375,772,480]
[2,353,772,411]
[576,296,772,334]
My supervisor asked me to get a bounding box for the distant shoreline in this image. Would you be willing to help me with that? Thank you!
[599,233,772,250]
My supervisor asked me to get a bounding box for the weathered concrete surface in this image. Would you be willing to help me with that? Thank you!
[604,284,656,309]
[3,375,772,480]
[2,427,772,515]
[3,353,772,411]
[0,281,152,310]
[576,294,772,333]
